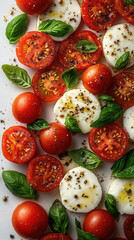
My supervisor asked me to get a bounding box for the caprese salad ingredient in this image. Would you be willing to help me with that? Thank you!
[75,218,99,240]
[123,106,134,141]
[16,0,51,15]
[124,214,134,240]
[115,51,130,69]
[115,0,134,25]
[65,115,82,133]
[40,233,72,240]
[27,119,50,131]
[105,193,119,219]
[62,67,78,90]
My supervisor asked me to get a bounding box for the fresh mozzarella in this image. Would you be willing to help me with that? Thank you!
[37,0,81,41]
[123,106,134,142]
[108,179,134,214]
[54,89,101,133]
[59,167,102,213]
[103,23,134,68]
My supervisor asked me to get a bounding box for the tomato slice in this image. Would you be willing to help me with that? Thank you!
[27,155,63,192]
[108,72,134,108]
[16,31,56,69]
[57,30,102,70]
[40,233,72,240]
[115,0,134,25]
[88,123,128,161]
[32,65,66,102]
[124,215,134,240]
[2,126,36,164]
[81,0,117,31]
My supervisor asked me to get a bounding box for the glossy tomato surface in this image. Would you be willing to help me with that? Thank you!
[40,233,72,240]
[16,0,51,15]
[124,214,134,240]
[115,0,134,25]
[12,201,48,239]
[83,209,115,240]
[2,126,36,164]
[27,155,63,192]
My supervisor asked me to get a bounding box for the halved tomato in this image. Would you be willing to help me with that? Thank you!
[57,30,102,70]
[40,233,72,240]
[16,31,56,69]
[27,155,63,192]
[124,215,134,240]
[32,65,66,102]
[115,0,134,25]
[2,126,36,164]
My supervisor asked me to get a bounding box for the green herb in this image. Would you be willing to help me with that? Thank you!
[2,171,37,199]
[49,199,69,234]
[2,65,31,88]
[74,40,98,53]
[65,115,82,133]
[115,51,130,69]
[75,218,99,240]
[27,119,50,131]
[124,0,134,5]
[6,14,28,43]
[105,194,119,219]
[98,95,115,102]
[38,19,73,37]
[62,67,78,90]
[69,148,102,170]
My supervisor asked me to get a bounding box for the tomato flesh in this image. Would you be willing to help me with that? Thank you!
[40,233,72,240]
[16,0,51,15]
[124,215,134,240]
[115,0,134,25]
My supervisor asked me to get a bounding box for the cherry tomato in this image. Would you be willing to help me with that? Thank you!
[27,155,63,192]
[124,214,134,240]
[40,233,72,240]
[88,123,128,161]
[12,92,42,123]
[16,0,51,15]
[83,209,115,240]
[58,30,102,70]
[82,64,112,94]
[81,0,117,31]
[2,126,36,164]
[115,0,134,25]
[16,31,56,69]
[12,201,48,239]
[32,65,66,102]
[39,122,72,155]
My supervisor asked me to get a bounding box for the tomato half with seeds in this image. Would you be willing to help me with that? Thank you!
[108,72,134,108]
[124,215,134,240]
[2,126,36,164]
[88,123,128,161]
[115,0,134,25]
[27,155,63,192]
[32,65,66,102]
[16,31,56,69]
[40,233,72,240]
[81,0,117,31]
[57,30,102,70]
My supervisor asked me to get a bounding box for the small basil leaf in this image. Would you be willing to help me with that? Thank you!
[69,148,102,170]
[75,218,99,240]
[105,194,119,219]
[2,171,37,199]
[2,64,31,88]
[74,40,98,53]
[65,115,82,133]
[38,19,73,37]
[6,14,28,43]
[99,95,115,102]
[115,51,130,69]
[62,67,78,90]
[111,155,127,176]
[124,0,134,5]
[49,199,69,234]
[27,119,50,131]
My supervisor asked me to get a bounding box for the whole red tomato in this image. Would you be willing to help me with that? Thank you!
[16,0,51,15]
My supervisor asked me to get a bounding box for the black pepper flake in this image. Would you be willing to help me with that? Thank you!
[10,234,15,239]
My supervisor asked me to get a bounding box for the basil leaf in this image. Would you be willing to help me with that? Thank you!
[2,64,31,88]
[111,155,127,176]
[74,40,98,53]
[65,115,82,133]
[69,148,102,170]
[62,67,78,90]
[2,171,37,199]
[115,51,130,69]
[27,119,50,131]
[105,194,119,219]
[124,0,134,5]
[49,199,69,234]
[6,14,28,44]
[75,218,99,240]
[99,95,115,102]
[38,19,73,37]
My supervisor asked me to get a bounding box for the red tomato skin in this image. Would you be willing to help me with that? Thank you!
[82,64,112,94]
[16,0,51,15]
[115,0,134,25]
[12,92,42,123]
[83,209,115,240]
[109,239,127,240]
[124,215,134,240]
[12,201,48,239]
[39,122,72,155]
[40,233,72,240]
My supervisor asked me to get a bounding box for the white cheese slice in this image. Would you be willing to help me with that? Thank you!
[123,106,134,142]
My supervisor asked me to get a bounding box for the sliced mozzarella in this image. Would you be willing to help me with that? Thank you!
[103,23,134,68]
[123,106,134,142]
[108,179,134,214]
[37,0,81,41]
[54,89,101,133]
[59,167,102,213]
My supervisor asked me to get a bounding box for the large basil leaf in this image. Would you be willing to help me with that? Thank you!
[62,67,78,90]
[38,19,73,37]
[6,14,28,43]
[115,51,129,69]
[69,148,102,170]
[75,218,99,240]
[74,40,98,53]
[105,194,119,219]
[49,199,69,234]
[2,171,37,199]
[27,119,50,131]
[65,115,82,133]
[2,65,31,88]
[124,0,134,5]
